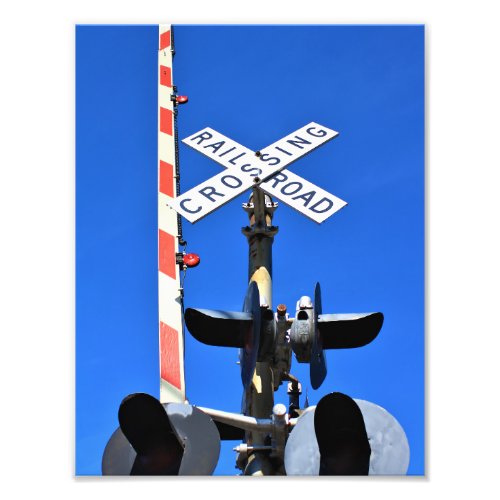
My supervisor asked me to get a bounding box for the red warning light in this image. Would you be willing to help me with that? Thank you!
[183,253,200,268]
[176,95,189,104]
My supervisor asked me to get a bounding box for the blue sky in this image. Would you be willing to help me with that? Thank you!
[76,24,424,475]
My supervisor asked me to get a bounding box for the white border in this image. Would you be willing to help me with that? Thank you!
[3,0,499,498]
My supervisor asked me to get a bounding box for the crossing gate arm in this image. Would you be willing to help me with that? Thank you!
[158,24,185,403]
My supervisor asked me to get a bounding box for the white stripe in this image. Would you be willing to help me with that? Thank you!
[158,24,185,403]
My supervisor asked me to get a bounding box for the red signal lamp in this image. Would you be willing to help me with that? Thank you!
[183,253,200,268]
[176,95,189,104]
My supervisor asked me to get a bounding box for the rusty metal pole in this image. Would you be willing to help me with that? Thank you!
[241,186,279,475]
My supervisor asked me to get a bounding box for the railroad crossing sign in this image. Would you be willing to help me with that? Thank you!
[167,122,347,223]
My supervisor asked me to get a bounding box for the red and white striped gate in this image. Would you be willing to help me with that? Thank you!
[157,24,185,403]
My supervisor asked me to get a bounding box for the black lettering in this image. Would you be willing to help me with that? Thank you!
[259,153,280,166]
[179,198,202,214]
[306,127,328,138]
[286,135,312,149]
[263,172,288,189]
[199,186,224,202]
[281,182,303,195]
[219,146,236,157]
[310,197,334,213]
[203,140,225,153]
[221,175,243,188]
[228,152,247,165]
[241,163,262,177]
[190,131,213,144]
[292,190,316,207]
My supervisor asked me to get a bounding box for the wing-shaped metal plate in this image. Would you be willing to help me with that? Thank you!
[310,282,327,389]
[184,308,252,347]
[318,312,383,349]
[240,282,261,388]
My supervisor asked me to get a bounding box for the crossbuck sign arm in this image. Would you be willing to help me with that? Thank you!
[167,123,347,224]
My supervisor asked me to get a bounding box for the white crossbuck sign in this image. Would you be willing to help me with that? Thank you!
[167,122,347,224]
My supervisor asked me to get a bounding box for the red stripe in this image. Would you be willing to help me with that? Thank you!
[159,30,171,51]
[159,230,176,279]
[160,65,172,87]
[159,160,174,197]
[160,321,181,390]
[159,107,173,136]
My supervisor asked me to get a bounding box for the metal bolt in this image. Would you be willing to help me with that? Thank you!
[273,403,287,418]
[277,304,287,317]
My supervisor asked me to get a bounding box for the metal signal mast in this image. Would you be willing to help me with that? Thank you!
[183,183,390,475]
